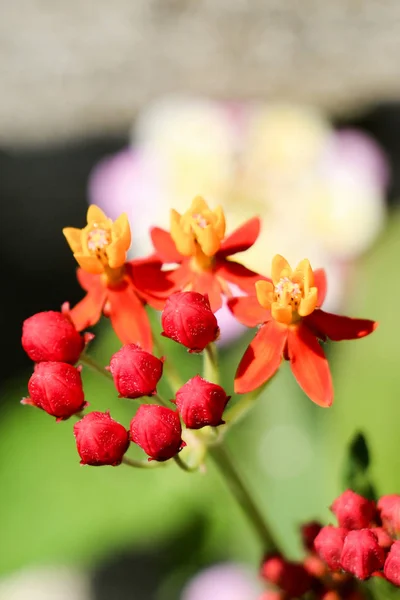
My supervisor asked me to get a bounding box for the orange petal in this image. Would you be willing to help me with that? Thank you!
[255,280,274,309]
[111,213,131,250]
[298,287,318,317]
[127,259,179,308]
[293,259,314,293]
[191,271,222,312]
[227,296,270,328]
[73,253,104,274]
[107,281,152,351]
[218,217,261,258]
[287,323,333,407]
[171,210,195,256]
[68,285,107,331]
[217,259,267,295]
[271,302,292,325]
[234,320,288,394]
[189,196,209,215]
[304,310,378,341]
[87,204,108,224]
[150,227,182,263]
[272,254,292,284]
[63,227,83,254]
[314,269,327,307]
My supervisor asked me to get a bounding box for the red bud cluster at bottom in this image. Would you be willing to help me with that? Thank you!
[260,490,400,599]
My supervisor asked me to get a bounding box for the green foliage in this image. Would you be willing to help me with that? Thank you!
[342,431,377,501]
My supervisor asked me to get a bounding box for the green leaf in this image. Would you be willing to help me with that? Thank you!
[342,431,377,501]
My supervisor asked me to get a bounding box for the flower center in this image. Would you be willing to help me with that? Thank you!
[274,277,303,310]
[191,213,209,229]
[87,226,111,253]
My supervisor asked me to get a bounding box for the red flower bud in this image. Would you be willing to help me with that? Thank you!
[22,311,86,364]
[109,344,163,399]
[73,411,130,466]
[130,405,185,461]
[340,529,385,580]
[174,375,230,429]
[384,540,400,587]
[314,526,349,571]
[161,291,219,352]
[377,494,400,537]
[24,362,86,420]
[331,490,376,530]
[370,527,393,550]
[303,555,328,579]
[258,593,285,600]
[301,520,323,552]
[260,554,312,597]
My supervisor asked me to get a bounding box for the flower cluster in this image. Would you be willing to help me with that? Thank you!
[259,490,400,599]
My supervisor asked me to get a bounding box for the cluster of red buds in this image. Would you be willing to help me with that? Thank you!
[259,490,400,598]
[21,292,229,466]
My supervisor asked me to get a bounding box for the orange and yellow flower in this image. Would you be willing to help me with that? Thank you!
[63,205,173,350]
[229,254,377,406]
[150,196,265,312]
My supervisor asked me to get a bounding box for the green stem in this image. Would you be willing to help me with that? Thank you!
[153,334,186,392]
[122,456,165,469]
[223,384,268,426]
[209,443,278,552]
[173,454,199,473]
[153,393,171,409]
[79,354,114,382]
[203,343,219,384]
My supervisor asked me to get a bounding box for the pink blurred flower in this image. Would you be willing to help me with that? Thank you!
[181,562,262,600]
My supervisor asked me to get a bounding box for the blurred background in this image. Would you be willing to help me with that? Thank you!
[1,2,400,599]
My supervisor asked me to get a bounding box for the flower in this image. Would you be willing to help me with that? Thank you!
[174,375,230,429]
[150,196,264,312]
[230,254,377,406]
[301,521,323,552]
[384,541,400,586]
[330,490,376,530]
[314,526,349,571]
[21,310,88,364]
[63,205,173,351]
[108,343,164,399]
[161,291,220,352]
[340,529,385,580]
[73,411,130,466]
[181,562,263,600]
[130,405,185,461]
[23,362,86,421]
[260,554,312,597]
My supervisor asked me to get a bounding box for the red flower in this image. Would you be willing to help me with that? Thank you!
[109,343,164,399]
[377,495,400,537]
[74,411,130,466]
[384,541,400,587]
[63,205,174,351]
[314,526,349,571]
[22,310,88,364]
[331,490,376,530]
[149,196,265,312]
[229,254,377,406]
[161,291,219,352]
[23,362,86,421]
[340,529,385,580]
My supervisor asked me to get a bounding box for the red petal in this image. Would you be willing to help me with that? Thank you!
[216,259,268,294]
[150,227,182,263]
[69,277,107,331]
[287,323,333,407]
[234,320,288,394]
[191,272,222,312]
[106,281,152,351]
[227,295,270,328]
[218,217,261,257]
[304,309,378,341]
[127,260,178,309]
[314,269,327,307]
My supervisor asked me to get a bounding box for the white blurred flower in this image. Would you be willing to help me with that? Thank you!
[0,566,90,600]
[181,562,262,600]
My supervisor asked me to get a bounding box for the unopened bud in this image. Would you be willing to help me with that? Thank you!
[22,310,86,364]
[24,362,86,420]
[301,520,323,552]
[130,405,185,461]
[340,529,385,580]
[384,540,400,587]
[109,343,163,398]
[314,526,348,571]
[260,554,312,597]
[331,490,376,530]
[174,375,230,429]
[161,292,219,352]
[377,495,400,537]
[73,411,130,466]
